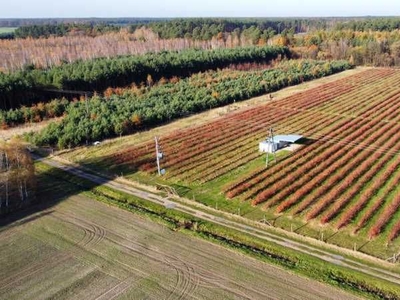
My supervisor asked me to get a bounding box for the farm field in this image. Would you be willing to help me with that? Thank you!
[7,13,400,300]
[0,190,360,300]
[60,67,400,259]
[0,27,17,33]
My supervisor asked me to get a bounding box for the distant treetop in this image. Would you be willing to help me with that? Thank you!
[5,17,400,40]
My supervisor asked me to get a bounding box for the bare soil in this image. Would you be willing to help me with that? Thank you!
[0,195,359,300]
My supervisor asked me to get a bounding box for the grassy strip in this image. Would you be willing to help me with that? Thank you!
[35,162,400,299]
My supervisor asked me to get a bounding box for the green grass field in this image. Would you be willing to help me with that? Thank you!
[0,27,17,34]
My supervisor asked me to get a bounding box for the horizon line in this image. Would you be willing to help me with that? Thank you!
[1,15,399,20]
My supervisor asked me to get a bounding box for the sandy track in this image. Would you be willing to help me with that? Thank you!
[0,195,360,300]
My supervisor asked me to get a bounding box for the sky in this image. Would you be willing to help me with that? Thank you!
[2,0,400,18]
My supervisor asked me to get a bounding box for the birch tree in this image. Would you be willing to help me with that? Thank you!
[0,140,35,213]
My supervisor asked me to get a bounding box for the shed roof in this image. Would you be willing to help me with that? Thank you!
[268,134,303,143]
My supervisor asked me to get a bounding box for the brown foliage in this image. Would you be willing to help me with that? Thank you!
[169,76,180,84]
[104,87,114,98]
[130,114,142,127]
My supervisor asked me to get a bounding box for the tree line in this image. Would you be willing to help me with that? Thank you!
[11,17,400,40]
[0,18,332,40]
[2,16,397,29]
[0,17,159,28]
[141,17,400,38]
[334,17,400,32]
[135,18,322,40]
[4,17,400,43]
[0,45,290,110]
[293,30,400,66]
[13,23,121,39]
[30,59,352,149]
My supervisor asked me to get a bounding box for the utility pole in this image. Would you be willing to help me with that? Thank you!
[266,127,277,167]
[155,136,165,176]
[271,127,277,164]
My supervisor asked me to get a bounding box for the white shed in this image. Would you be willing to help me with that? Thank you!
[259,134,303,153]
[259,140,278,153]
